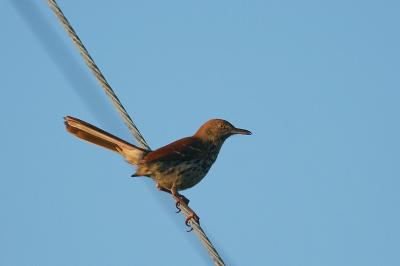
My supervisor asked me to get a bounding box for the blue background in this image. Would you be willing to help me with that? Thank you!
[1,0,399,265]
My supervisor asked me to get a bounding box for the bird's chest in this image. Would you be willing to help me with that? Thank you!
[150,145,221,190]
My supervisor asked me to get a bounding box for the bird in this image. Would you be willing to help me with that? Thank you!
[64,116,251,226]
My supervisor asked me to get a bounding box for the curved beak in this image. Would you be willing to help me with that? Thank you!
[231,127,252,135]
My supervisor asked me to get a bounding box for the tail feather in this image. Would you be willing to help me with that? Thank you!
[64,116,149,164]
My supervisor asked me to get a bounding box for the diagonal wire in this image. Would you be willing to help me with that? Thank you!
[47,0,149,151]
[47,1,225,265]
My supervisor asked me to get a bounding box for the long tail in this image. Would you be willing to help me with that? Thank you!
[64,116,149,164]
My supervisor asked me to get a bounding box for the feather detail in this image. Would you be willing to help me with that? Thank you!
[64,116,149,164]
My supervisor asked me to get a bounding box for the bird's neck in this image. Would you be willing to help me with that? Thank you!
[202,138,225,154]
[194,134,228,156]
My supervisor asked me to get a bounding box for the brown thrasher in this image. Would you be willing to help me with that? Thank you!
[64,116,251,227]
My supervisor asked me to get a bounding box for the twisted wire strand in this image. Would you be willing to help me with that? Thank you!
[48,0,149,150]
[180,204,225,266]
[47,1,225,265]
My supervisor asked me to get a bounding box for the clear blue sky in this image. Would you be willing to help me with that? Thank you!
[1,0,399,265]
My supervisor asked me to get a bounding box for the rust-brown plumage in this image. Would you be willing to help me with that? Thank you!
[64,116,251,225]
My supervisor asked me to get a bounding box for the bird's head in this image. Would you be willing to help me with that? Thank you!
[194,119,252,143]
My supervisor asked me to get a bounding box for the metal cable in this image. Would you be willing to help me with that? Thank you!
[47,0,149,150]
[47,1,225,265]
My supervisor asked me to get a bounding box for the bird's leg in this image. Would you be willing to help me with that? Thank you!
[156,183,190,212]
[156,183,182,213]
[170,186,184,213]
[156,183,199,230]
[170,186,200,231]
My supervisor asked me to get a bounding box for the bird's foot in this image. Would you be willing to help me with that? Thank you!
[175,201,181,213]
[174,194,190,213]
[171,189,199,231]
[185,212,200,232]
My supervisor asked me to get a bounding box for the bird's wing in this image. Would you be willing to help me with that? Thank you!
[143,137,204,163]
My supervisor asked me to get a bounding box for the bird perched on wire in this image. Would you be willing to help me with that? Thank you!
[64,116,251,227]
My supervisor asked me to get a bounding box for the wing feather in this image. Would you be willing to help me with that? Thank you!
[143,137,203,163]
